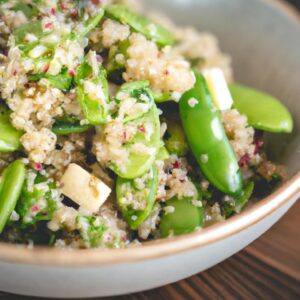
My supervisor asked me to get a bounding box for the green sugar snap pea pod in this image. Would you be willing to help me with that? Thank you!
[105,4,175,47]
[116,165,158,230]
[115,80,154,122]
[179,71,242,196]
[160,197,203,238]
[75,60,109,125]
[110,104,161,179]
[224,181,254,218]
[164,119,188,156]
[0,160,26,233]
[52,116,91,135]
[229,84,293,133]
[0,103,22,152]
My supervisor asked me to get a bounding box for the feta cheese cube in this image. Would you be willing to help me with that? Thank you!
[60,164,111,213]
[203,68,233,111]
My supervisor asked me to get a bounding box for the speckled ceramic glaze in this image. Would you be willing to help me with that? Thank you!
[0,0,299,298]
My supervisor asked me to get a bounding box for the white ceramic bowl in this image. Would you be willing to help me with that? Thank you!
[0,0,300,298]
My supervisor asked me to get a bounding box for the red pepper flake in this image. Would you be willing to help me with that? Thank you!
[35,163,43,171]
[70,10,79,19]
[68,69,76,76]
[172,160,180,169]
[254,137,264,155]
[43,63,49,73]
[238,154,250,168]
[50,8,56,15]
[60,2,66,10]
[123,131,127,141]
[31,206,39,212]
[139,125,145,133]
[13,70,17,76]
[44,22,53,29]
[164,69,170,76]
[122,234,127,241]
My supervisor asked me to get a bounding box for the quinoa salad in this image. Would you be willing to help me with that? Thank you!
[0,0,293,249]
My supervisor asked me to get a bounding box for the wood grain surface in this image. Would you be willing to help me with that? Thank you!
[0,1,299,299]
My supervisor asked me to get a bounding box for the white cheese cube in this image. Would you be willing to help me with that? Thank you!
[203,68,233,111]
[60,164,111,213]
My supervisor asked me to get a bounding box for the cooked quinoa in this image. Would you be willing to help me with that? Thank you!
[0,0,290,249]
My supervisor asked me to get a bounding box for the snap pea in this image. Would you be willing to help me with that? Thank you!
[164,119,188,156]
[75,60,109,125]
[160,197,203,238]
[179,71,242,196]
[116,165,158,230]
[229,84,293,133]
[0,160,26,233]
[224,181,254,217]
[116,80,154,122]
[52,116,91,135]
[110,104,161,179]
[0,103,22,152]
[105,4,175,47]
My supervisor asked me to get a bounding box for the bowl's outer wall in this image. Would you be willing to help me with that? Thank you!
[0,196,297,298]
[144,0,300,177]
[1,0,300,298]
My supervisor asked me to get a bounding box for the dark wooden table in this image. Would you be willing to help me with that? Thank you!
[1,1,299,299]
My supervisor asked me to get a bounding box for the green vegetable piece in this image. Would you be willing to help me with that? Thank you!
[16,173,57,226]
[12,2,38,18]
[52,116,91,135]
[76,60,109,125]
[29,67,73,91]
[229,84,293,133]
[164,119,188,156]
[110,104,161,179]
[153,91,172,103]
[160,197,203,238]
[77,9,104,39]
[156,146,170,161]
[224,181,254,217]
[179,71,242,196]
[105,4,175,47]
[0,103,22,152]
[13,21,43,53]
[77,216,107,248]
[0,160,26,233]
[116,80,154,122]
[116,165,158,230]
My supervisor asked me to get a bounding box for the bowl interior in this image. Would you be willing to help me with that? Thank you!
[142,0,300,179]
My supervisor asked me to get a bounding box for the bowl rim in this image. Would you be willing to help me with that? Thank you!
[0,0,299,267]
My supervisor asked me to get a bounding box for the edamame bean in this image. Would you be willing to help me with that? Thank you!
[0,160,26,233]
[160,197,203,238]
[116,165,158,230]
[179,71,242,196]
[105,4,175,47]
[230,84,293,133]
